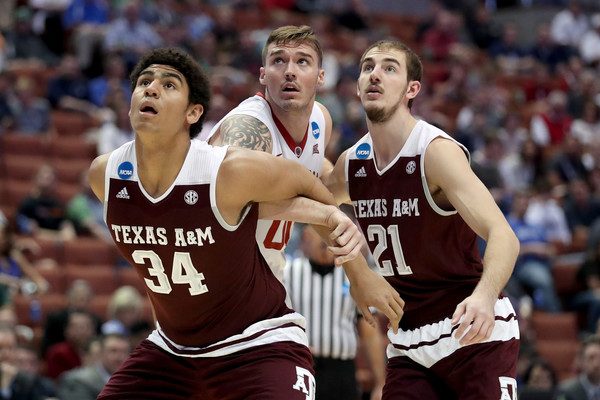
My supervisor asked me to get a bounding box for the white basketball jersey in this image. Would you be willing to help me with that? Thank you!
[207,94,326,281]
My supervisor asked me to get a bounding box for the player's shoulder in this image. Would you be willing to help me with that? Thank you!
[346,133,374,161]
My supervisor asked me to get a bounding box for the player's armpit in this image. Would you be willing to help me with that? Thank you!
[219,115,273,152]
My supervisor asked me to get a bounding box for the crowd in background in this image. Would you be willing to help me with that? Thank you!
[1,0,600,398]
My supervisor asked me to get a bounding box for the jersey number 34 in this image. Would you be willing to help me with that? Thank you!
[132,250,209,295]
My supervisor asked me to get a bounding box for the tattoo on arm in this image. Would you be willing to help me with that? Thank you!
[220,115,273,152]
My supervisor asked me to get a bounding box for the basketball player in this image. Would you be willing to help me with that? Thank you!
[208,25,331,280]
[207,25,403,332]
[88,47,384,400]
[326,40,521,399]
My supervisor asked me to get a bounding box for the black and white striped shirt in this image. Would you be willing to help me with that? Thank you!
[284,257,358,360]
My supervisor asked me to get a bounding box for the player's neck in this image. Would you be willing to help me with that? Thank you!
[135,134,191,198]
[268,99,313,144]
[368,110,417,169]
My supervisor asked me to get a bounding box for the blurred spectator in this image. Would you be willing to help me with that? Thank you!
[40,280,102,357]
[489,22,527,72]
[92,99,133,155]
[556,334,600,400]
[571,101,600,147]
[525,183,573,248]
[0,326,56,399]
[472,133,507,204]
[57,333,130,400]
[101,286,145,337]
[5,6,59,67]
[464,2,502,50]
[8,75,51,135]
[562,179,600,249]
[420,9,460,62]
[506,191,562,312]
[44,310,96,380]
[0,216,49,306]
[550,0,589,49]
[15,164,75,241]
[529,23,572,72]
[62,0,109,73]
[211,4,242,56]
[66,171,111,243]
[46,54,100,118]
[14,345,45,377]
[500,139,546,193]
[519,358,558,400]
[88,54,130,108]
[28,0,70,57]
[531,90,573,147]
[103,0,163,69]
[548,135,590,185]
[571,243,600,333]
[579,14,600,67]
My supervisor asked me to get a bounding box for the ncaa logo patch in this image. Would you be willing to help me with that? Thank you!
[406,161,416,174]
[356,143,371,159]
[311,121,320,139]
[118,161,134,180]
[184,190,198,205]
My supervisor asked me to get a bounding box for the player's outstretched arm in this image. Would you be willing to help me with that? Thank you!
[216,146,336,225]
[210,115,273,153]
[259,197,363,265]
[425,138,519,345]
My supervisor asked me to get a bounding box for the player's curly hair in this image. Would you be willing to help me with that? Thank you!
[130,47,210,139]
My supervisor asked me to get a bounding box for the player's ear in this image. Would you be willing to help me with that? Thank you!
[406,80,421,101]
[187,104,203,125]
[259,67,266,85]
[317,68,325,87]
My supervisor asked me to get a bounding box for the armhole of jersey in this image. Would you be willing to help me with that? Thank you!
[420,137,458,217]
[209,145,251,232]
[344,151,351,202]
[103,152,116,224]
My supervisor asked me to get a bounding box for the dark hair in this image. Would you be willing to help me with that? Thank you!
[262,25,323,67]
[359,40,422,108]
[130,48,210,139]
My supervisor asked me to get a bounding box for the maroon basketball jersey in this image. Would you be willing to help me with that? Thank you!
[104,140,307,356]
[345,121,483,330]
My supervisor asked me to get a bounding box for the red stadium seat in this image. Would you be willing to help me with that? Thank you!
[531,311,578,341]
[64,264,119,295]
[63,238,118,266]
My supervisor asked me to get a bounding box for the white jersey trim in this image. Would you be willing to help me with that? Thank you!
[386,297,519,368]
[147,312,308,358]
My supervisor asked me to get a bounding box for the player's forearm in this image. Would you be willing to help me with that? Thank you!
[474,226,520,299]
[294,171,337,207]
[258,198,337,226]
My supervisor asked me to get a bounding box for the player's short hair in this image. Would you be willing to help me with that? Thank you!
[359,40,422,108]
[262,25,323,67]
[130,47,210,139]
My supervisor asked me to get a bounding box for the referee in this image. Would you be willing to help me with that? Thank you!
[284,226,386,400]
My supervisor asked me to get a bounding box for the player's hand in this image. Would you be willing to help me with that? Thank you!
[325,209,364,265]
[350,270,404,334]
[451,291,496,346]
